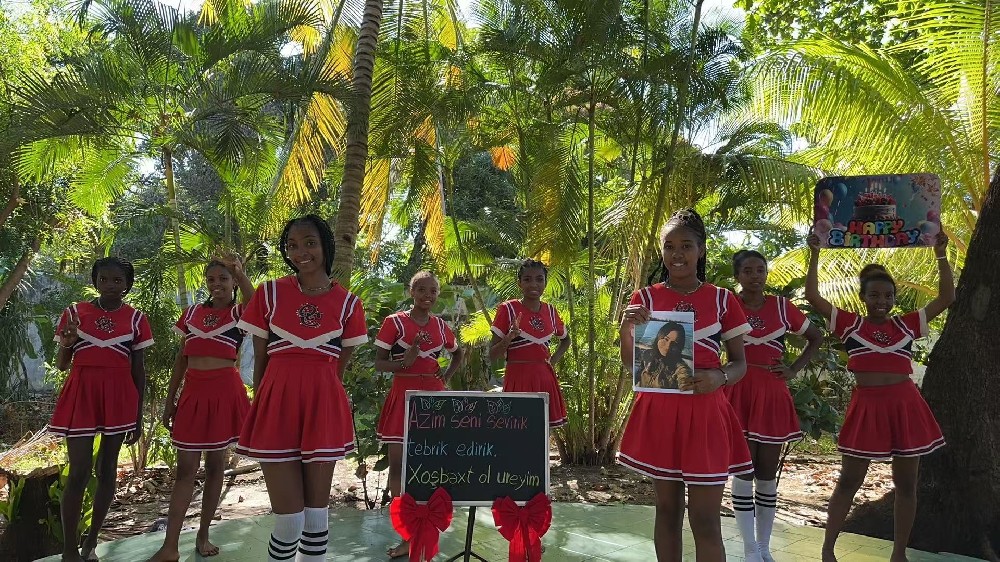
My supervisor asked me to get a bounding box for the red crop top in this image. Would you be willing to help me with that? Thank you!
[173,303,247,360]
[740,295,811,366]
[374,312,458,374]
[55,302,154,368]
[490,300,568,362]
[830,307,927,374]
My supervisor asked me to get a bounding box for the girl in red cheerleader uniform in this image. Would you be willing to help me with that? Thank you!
[725,250,823,562]
[148,256,254,561]
[49,257,152,562]
[489,259,571,427]
[806,232,954,562]
[235,215,368,562]
[619,209,752,561]
[374,270,465,558]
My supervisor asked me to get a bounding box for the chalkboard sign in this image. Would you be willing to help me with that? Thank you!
[401,391,550,506]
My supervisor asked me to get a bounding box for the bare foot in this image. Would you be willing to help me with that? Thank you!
[387,541,409,559]
[821,547,838,562]
[80,537,99,562]
[145,545,179,562]
[889,551,909,562]
[196,531,220,557]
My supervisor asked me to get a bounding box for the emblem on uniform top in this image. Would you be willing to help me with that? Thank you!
[202,313,220,328]
[297,303,323,328]
[747,315,765,331]
[95,316,115,334]
[674,301,697,320]
[872,330,891,345]
[528,315,544,332]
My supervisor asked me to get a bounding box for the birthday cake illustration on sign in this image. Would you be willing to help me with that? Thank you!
[852,183,898,221]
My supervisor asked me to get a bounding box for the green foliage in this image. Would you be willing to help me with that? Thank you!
[0,477,26,523]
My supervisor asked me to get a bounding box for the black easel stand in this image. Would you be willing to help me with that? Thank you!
[443,506,489,562]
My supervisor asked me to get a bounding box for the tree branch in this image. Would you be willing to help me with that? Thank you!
[0,236,41,311]
[0,174,21,229]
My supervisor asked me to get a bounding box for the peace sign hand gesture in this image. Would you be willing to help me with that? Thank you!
[59,309,81,348]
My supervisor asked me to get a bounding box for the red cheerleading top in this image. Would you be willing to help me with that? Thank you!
[490,300,568,362]
[740,295,811,366]
[830,307,927,374]
[55,302,154,368]
[173,303,247,360]
[374,312,458,374]
[631,283,750,369]
[237,276,368,359]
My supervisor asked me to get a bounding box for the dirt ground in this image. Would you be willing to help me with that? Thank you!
[83,451,893,542]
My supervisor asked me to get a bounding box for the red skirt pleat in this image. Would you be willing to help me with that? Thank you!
[376,375,446,444]
[617,390,752,485]
[724,366,803,444]
[503,362,568,427]
[837,379,945,461]
[236,356,355,463]
[48,365,138,438]
[171,367,250,451]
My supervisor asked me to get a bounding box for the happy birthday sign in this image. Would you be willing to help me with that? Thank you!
[813,174,942,249]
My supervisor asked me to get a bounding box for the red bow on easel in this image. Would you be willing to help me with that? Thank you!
[491,493,552,562]
[389,488,454,561]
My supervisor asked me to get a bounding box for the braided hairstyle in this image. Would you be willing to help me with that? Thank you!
[649,208,708,284]
[859,263,895,294]
[203,260,238,307]
[517,258,548,280]
[278,214,336,276]
[732,249,767,274]
[91,257,135,296]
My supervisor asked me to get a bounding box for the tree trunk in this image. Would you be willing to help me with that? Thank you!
[586,81,598,450]
[402,217,428,283]
[331,0,384,282]
[911,165,1000,557]
[0,236,40,311]
[0,469,62,561]
[163,147,189,307]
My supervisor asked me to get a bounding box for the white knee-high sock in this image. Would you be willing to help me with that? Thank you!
[269,511,304,561]
[732,477,761,559]
[755,478,778,562]
[296,507,329,561]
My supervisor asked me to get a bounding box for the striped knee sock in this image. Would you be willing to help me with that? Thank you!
[268,511,304,561]
[732,477,761,559]
[755,478,778,562]
[296,507,329,561]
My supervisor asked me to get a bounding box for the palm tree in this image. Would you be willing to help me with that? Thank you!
[7,0,346,305]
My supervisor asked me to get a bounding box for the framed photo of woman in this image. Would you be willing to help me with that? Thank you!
[632,311,695,394]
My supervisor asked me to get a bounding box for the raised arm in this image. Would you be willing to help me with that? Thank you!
[923,232,955,321]
[804,234,835,319]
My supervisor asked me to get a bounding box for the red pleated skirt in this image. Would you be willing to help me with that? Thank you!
[724,366,803,444]
[503,361,567,427]
[171,367,250,451]
[377,375,446,444]
[838,379,945,461]
[236,356,355,463]
[49,365,138,438]
[617,390,752,485]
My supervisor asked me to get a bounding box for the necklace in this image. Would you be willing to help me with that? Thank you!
[665,280,703,295]
[738,292,766,309]
[95,297,123,313]
[299,278,332,294]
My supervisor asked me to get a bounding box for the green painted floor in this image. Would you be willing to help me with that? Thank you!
[38,503,983,561]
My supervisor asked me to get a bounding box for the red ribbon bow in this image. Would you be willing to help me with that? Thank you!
[491,494,552,562]
[389,488,454,562]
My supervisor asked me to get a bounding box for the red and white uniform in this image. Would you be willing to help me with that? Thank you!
[375,312,459,444]
[724,296,809,444]
[49,302,153,438]
[491,300,569,427]
[236,276,368,463]
[617,283,753,485]
[830,307,944,460]
[169,303,251,451]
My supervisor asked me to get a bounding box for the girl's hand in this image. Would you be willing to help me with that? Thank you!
[683,369,726,394]
[125,426,142,446]
[162,402,176,431]
[933,232,949,257]
[505,315,522,341]
[768,364,798,381]
[807,233,822,252]
[59,309,81,348]
[622,305,651,325]
[403,332,430,366]
[218,254,244,273]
